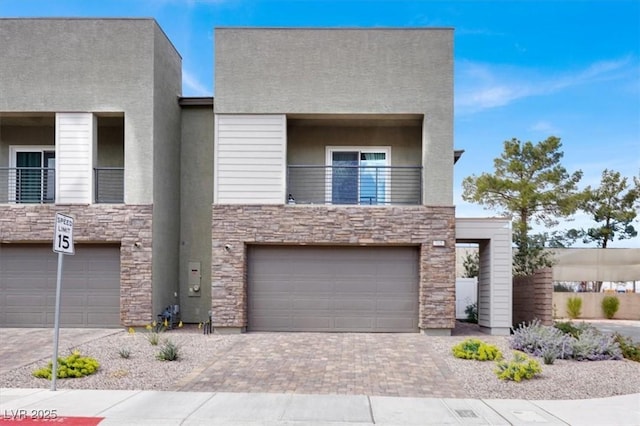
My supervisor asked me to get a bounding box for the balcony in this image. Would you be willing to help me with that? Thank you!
[0,167,124,204]
[94,167,124,203]
[0,167,55,203]
[287,165,422,205]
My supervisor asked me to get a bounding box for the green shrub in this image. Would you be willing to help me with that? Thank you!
[553,283,573,292]
[494,351,542,382]
[613,333,640,362]
[464,303,478,324]
[554,321,582,338]
[156,339,179,361]
[118,347,131,359]
[33,350,100,380]
[601,296,620,319]
[566,297,582,319]
[452,338,502,361]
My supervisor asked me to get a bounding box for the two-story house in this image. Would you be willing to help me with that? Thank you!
[0,19,512,335]
[0,19,181,327]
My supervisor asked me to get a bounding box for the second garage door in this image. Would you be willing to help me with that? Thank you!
[247,246,419,332]
[0,244,121,328]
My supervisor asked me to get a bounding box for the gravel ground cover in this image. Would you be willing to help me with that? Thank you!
[1,325,638,400]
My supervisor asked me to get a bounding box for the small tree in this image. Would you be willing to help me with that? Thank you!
[571,169,640,248]
[462,251,479,278]
[462,136,583,275]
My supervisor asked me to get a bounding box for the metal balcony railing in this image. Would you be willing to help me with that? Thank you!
[0,167,55,203]
[94,167,124,203]
[287,165,422,205]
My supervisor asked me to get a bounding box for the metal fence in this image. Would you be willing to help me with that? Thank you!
[0,167,55,203]
[287,165,422,205]
[94,167,124,203]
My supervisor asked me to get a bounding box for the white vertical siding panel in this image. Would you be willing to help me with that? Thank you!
[214,114,286,204]
[56,113,94,204]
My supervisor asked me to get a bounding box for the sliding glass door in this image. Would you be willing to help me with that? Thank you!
[329,148,389,205]
[15,150,55,203]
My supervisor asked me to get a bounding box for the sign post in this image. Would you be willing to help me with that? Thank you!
[51,213,74,391]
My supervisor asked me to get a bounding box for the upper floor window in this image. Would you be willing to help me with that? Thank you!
[10,146,55,203]
[326,147,391,205]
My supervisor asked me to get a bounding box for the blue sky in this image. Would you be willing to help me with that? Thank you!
[2,0,639,247]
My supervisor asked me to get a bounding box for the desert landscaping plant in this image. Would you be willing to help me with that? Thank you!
[512,320,622,361]
[511,320,574,360]
[452,338,502,361]
[118,347,131,359]
[464,302,478,324]
[156,339,179,361]
[494,351,542,382]
[570,328,622,361]
[601,295,620,319]
[33,350,100,380]
[553,321,582,338]
[613,333,640,362]
[566,296,582,319]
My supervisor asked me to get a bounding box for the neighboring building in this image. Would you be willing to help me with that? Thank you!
[0,19,512,335]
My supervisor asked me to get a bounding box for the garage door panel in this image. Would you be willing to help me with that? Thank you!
[58,294,85,307]
[5,294,46,308]
[3,312,46,326]
[293,316,332,330]
[87,293,120,307]
[334,298,375,311]
[334,316,374,330]
[88,311,120,325]
[291,298,331,310]
[375,317,417,331]
[376,298,416,311]
[248,246,419,332]
[1,244,120,328]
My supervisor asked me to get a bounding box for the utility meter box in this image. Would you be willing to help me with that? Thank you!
[188,261,201,297]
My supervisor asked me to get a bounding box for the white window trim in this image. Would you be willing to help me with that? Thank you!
[325,146,392,205]
[9,145,56,203]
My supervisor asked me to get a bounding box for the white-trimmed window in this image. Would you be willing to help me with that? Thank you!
[9,146,55,203]
[326,146,391,205]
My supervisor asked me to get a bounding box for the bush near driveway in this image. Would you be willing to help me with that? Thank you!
[511,320,622,362]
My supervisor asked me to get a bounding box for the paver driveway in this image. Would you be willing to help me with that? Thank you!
[176,332,468,398]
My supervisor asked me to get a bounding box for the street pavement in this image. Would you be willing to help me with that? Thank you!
[581,319,640,342]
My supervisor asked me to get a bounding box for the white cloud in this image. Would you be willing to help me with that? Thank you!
[529,121,560,135]
[456,56,636,115]
[182,70,211,96]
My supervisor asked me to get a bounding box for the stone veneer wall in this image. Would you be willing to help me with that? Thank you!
[211,205,456,332]
[512,268,553,326]
[0,204,153,325]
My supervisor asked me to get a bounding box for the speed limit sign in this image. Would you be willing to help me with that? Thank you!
[53,212,75,255]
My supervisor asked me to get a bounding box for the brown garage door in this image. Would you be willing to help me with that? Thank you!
[0,244,120,327]
[247,246,419,332]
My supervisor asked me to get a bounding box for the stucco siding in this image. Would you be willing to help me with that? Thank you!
[215,28,452,115]
[215,114,286,204]
[0,18,176,204]
[151,23,183,316]
[287,125,422,166]
[215,28,453,206]
[179,105,214,322]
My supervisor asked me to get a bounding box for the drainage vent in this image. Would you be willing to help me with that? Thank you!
[455,409,478,418]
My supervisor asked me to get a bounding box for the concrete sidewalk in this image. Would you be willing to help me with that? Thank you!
[1,388,639,425]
